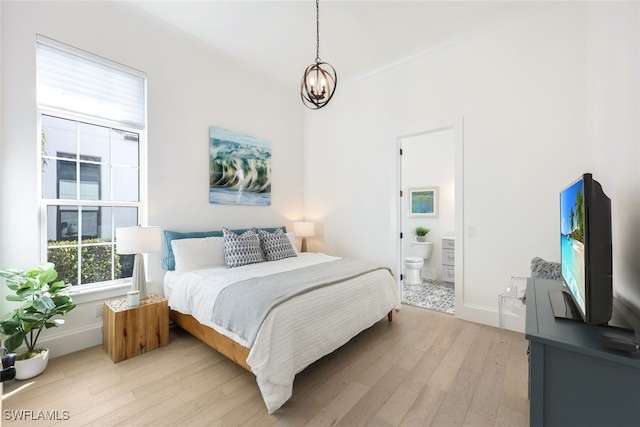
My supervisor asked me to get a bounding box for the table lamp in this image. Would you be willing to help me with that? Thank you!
[116,225,162,300]
[293,221,315,253]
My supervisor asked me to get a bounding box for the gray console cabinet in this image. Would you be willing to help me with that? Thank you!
[525,278,640,427]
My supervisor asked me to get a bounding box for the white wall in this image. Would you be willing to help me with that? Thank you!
[0,1,3,285]
[401,129,455,281]
[0,1,304,356]
[585,2,640,327]
[305,2,640,330]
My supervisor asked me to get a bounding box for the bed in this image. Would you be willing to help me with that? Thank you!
[162,227,401,413]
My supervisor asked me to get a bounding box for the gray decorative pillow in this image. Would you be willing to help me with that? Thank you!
[223,228,264,268]
[530,257,562,280]
[258,228,297,262]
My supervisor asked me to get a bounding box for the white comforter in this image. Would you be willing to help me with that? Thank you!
[165,253,401,413]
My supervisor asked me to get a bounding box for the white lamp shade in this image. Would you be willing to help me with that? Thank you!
[116,226,162,255]
[293,221,315,237]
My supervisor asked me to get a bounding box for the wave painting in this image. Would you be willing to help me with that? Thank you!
[209,126,271,206]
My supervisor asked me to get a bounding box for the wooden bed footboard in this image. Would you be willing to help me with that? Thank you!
[170,309,252,371]
[170,309,394,373]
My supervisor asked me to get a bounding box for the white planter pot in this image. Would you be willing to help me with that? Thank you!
[416,236,427,242]
[15,349,49,380]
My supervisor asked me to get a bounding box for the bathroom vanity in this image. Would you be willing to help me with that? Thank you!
[442,237,455,283]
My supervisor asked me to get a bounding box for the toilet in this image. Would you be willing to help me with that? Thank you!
[403,242,433,285]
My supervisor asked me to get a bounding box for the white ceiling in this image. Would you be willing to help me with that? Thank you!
[128,1,554,88]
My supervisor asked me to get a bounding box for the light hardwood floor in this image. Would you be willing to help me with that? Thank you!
[2,304,529,426]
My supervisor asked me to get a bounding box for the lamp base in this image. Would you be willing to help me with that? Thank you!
[301,237,308,253]
[131,253,148,300]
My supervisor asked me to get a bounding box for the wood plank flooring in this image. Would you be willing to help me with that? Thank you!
[2,304,529,426]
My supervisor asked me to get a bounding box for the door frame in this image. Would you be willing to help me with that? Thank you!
[396,118,464,314]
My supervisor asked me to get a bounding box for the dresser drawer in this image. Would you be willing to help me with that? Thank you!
[443,248,455,266]
[443,266,455,282]
[441,238,455,283]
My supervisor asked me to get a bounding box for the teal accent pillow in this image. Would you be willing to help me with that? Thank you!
[163,227,286,271]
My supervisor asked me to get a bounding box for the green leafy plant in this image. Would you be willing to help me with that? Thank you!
[47,238,125,286]
[0,263,76,360]
[415,227,431,237]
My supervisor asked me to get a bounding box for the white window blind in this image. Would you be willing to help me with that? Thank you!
[37,38,145,129]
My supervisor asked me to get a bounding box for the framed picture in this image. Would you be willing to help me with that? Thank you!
[408,187,438,217]
[209,126,271,206]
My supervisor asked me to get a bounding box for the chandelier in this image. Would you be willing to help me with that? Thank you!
[300,0,337,109]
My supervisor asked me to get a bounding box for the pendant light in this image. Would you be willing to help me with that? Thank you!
[300,0,337,109]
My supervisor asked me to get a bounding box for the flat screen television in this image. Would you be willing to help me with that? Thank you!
[553,173,612,325]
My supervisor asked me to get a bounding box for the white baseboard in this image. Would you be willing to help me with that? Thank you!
[455,302,525,334]
[36,323,103,359]
[421,268,437,281]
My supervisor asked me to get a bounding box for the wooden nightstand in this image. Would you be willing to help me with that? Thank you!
[103,293,169,363]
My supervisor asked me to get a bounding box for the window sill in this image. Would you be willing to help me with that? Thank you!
[70,280,132,304]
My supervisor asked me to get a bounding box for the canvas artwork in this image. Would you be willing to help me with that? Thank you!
[209,126,271,206]
[408,187,438,217]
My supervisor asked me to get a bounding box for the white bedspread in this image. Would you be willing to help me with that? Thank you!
[165,253,401,413]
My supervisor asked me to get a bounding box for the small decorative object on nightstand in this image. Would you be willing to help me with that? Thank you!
[126,290,140,307]
[103,293,169,363]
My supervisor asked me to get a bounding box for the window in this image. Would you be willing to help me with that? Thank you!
[38,37,146,287]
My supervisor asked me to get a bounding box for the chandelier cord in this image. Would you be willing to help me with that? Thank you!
[315,0,321,63]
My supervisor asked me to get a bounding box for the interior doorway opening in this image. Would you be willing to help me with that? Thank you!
[396,121,463,315]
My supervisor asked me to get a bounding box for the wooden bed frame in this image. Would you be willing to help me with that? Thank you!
[170,309,252,371]
[170,309,393,373]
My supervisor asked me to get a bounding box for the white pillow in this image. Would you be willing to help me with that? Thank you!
[286,232,298,253]
[171,236,225,273]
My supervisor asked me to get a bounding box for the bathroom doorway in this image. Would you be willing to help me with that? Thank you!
[397,123,462,315]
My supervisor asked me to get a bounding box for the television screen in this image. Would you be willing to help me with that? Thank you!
[560,177,586,316]
[557,173,612,325]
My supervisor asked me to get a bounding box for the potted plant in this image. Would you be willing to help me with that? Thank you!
[415,227,431,242]
[0,262,76,380]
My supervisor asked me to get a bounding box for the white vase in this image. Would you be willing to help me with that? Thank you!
[15,349,49,380]
[417,236,427,242]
